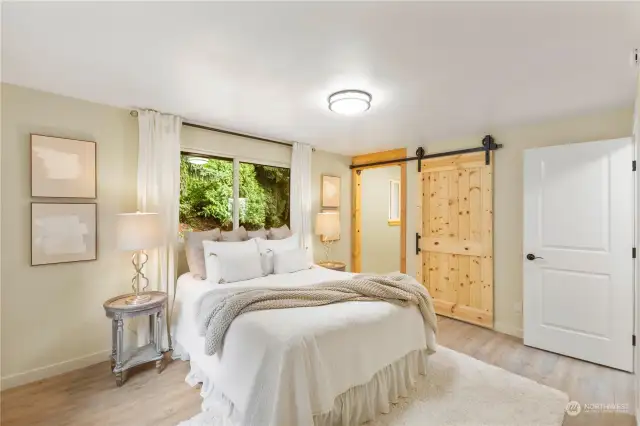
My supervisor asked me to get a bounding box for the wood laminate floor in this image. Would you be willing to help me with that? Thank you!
[1,316,634,426]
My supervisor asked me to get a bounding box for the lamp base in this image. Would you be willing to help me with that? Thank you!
[125,294,152,305]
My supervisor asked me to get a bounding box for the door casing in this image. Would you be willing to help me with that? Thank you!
[351,148,407,273]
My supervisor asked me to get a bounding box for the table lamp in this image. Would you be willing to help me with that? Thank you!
[116,212,162,305]
[315,212,340,262]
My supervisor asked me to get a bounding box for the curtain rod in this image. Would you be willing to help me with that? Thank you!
[129,110,306,150]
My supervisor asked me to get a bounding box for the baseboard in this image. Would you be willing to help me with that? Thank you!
[1,349,111,390]
[494,321,524,339]
[636,408,639,426]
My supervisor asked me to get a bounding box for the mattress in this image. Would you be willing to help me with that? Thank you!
[172,267,437,426]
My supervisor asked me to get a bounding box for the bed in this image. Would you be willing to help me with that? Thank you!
[172,266,437,426]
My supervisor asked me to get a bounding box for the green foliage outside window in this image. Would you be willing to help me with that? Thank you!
[179,155,290,232]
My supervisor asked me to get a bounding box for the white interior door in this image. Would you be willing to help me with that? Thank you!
[523,138,634,372]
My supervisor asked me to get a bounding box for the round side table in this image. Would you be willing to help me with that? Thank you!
[103,291,167,386]
[317,261,347,272]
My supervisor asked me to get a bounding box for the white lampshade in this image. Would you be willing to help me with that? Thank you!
[315,212,340,236]
[116,212,162,251]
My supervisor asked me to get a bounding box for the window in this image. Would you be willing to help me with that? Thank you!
[239,162,290,231]
[388,179,401,226]
[179,153,290,234]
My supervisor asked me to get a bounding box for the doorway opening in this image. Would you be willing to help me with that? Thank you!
[351,149,407,273]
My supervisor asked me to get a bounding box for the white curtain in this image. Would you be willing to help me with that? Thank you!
[137,110,182,350]
[290,142,314,260]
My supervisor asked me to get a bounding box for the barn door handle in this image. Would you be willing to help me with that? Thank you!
[416,233,422,255]
[526,253,543,261]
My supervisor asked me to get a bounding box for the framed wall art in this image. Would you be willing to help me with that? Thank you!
[321,175,340,208]
[31,134,97,198]
[31,203,97,266]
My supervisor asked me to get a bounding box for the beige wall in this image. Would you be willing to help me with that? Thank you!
[405,106,634,337]
[311,150,352,269]
[361,166,401,274]
[1,84,139,389]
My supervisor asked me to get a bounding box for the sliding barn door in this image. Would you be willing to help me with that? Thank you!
[417,152,494,328]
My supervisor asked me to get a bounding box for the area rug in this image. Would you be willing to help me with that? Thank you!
[178,346,568,426]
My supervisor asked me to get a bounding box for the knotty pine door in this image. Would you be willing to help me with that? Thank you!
[416,152,494,328]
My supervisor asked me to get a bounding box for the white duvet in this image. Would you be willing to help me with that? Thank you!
[172,267,437,426]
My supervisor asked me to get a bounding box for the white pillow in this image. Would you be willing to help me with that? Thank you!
[203,239,259,283]
[256,234,300,274]
[273,248,312,274]
[216,252,265,283]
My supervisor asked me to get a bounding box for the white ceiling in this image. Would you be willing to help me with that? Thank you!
[3,2,639,155]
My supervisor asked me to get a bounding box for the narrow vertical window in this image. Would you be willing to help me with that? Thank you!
[388,179,400,226]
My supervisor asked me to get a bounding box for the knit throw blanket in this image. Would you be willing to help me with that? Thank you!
[196,274,438,356]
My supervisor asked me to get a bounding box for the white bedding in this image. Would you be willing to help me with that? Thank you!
[172,267,437,426]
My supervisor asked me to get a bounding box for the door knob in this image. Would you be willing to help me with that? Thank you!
[526,253,543,261]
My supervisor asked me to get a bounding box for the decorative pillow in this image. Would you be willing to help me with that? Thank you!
[256,234,300,274]
[248,227,268,240]
[184,229,221,279]
[260,250,274,275]
[221,226,248,242]
[203,239,259,283]
[273,248,312,274]
[216,252,265,283]
[268,224,292,240]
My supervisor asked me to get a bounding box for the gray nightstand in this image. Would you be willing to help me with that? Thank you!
[103,291,167,386]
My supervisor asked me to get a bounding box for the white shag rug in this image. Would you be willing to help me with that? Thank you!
[178,346,568,426]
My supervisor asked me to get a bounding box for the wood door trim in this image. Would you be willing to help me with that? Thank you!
[351,168,362,273]
[352,148,408,167]
[351,148,407,273]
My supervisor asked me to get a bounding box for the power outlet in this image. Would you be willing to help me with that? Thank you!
[513,301,523,314]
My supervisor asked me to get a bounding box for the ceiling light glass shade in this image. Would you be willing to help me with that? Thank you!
[328,90,372,115]
[188,156,208,165]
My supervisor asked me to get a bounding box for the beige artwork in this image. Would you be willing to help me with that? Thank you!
[31,203,97,265]
[321,175,340,208]
[31,135,96,198]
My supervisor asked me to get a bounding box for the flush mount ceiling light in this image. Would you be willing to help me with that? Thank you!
[188,156,208,165]
[328,90,372,115]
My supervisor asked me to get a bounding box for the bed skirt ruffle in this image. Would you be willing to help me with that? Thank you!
[184,347,432,426]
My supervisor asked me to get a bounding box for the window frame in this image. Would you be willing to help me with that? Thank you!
[180,149,291,232]
[388,179,401,226]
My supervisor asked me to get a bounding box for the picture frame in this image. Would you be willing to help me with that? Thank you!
[31,134,97,198]
[321,175,341,208]
[31,202,98,266]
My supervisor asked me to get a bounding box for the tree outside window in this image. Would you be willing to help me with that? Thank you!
[179,154,290,234]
